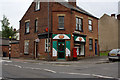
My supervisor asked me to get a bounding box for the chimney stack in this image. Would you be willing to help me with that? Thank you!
[111,14,115,18]
[117,14,120,20]
[68,0,76,7]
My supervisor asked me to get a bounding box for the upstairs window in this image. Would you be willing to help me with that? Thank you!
[76,17,83,31]
[58,16,64,29]
[35,1,40,11]
[89,39,93,50]
[88,20,93,31]
[25,22,30,34]
[35,19,38,32]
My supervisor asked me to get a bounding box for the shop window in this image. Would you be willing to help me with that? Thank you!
[89,39,93,50]
[76,17,83,31]
[24,40,29,54]
[35,1,40,11]
[88,19,93,31]
[25,22,30,34]
[45,38,51,52]
[35,19,38,32]
[58,16,64,29]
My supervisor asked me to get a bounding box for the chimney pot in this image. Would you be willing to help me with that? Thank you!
[68,0,76,7]
[117,14,120,20]
[111,14,115,18]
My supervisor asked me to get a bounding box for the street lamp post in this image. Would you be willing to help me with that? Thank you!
[9,36,12,60]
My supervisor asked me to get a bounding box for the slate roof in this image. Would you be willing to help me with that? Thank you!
[58,2,98,19]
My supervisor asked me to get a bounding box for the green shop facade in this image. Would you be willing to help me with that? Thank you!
[51,33,86,60]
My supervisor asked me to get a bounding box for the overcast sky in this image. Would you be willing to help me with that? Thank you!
[0,0,119,31]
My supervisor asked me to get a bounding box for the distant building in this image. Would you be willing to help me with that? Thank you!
[118,1,120,14]
[99,14,120,51]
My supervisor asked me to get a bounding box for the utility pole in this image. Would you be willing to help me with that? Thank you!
[47,0,50,61]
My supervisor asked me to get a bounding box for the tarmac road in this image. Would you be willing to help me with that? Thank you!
[1,56,119,80]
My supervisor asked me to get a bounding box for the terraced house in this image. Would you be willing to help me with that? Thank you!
[19,0,99,60]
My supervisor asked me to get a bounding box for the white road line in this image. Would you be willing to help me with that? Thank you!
[59,72,91,76]
[59,72,115,79]
[44,69,56,73]
[0,60,12,63]
[14,65,22,68]
[92,74,115,79]
[0,77,2,79]
[23,67,42,70]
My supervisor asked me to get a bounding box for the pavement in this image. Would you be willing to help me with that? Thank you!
[10,56,109,65]
[1,56,119,79]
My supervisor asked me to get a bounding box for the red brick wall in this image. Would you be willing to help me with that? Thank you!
[52,4,99,57]
[1,46,9,57]
[20,2,99,59]
[11,43,20,58]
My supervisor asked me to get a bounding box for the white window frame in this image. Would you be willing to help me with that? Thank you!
[89,39,93,50]
[88,19,93,31]
[76,17,83,31]
[45,38,50,52]
[25,22,30,34]
[24,40,29,54]
[58,16,64,29]
[35,1,40,11]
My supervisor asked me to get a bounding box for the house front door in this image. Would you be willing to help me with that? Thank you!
[95,40,97,55]
[58,40,65,59]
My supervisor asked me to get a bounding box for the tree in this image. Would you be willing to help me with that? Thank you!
[1,15,16,39]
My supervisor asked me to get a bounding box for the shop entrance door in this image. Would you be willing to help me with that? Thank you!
[58,40,65,59]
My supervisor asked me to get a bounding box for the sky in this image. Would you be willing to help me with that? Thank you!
[0,0,119,31]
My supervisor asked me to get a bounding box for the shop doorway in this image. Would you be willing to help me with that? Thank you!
[58,40,65,59]
[74,44,85,56]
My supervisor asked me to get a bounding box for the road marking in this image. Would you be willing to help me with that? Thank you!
[23,67,42,70]
[0,60,12,63]
[92,74,115,79]
[14,65,22,68]
[0,77,2,79]
[59,72,91,76]
[44,69,56,73]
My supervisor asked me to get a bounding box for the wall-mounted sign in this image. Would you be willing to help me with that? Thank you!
[59,35,64,39]
[52,34,71,40]
[74,36,86,42]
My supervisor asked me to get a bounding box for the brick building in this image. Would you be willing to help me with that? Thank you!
[20,0,99,60]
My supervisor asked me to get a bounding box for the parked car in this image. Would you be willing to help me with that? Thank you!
[108,49,120,61]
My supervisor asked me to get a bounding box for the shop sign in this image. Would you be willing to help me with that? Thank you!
[52,34,71,39]
[74,36,86,42]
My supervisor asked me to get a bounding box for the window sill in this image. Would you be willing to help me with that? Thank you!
[75,30,83,32]
[35,9,40,12]
[58,28,65,30]
[24,53,29,55]
[89,50,93,51]
[45,51,50,53]
[25,32,30,35]
[89,31,93,33]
